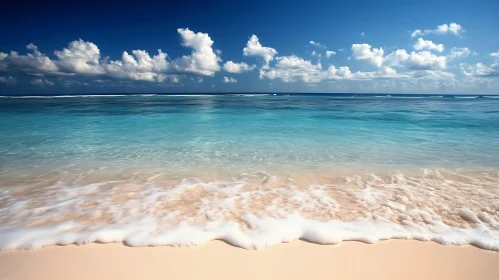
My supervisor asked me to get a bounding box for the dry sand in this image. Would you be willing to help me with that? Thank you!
[0,240,498,280]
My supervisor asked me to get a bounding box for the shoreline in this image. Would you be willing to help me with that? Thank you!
[1,240,498,280]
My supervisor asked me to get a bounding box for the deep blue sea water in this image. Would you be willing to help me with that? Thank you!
[0,94,498,250]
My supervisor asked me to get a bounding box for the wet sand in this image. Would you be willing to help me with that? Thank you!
[0,240,498,280]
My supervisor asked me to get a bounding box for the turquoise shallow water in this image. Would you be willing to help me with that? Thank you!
[1,94,499,171]
[0,94,499,250]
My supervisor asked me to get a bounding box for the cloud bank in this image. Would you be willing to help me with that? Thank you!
[411,23,464,37]
[1,22,497,93]
[0,28,222,83]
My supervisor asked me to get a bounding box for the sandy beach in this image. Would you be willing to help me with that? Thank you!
[0,240,497,280]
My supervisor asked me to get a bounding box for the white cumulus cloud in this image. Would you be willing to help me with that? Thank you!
[309,41,327,48]
[243,35,278,64]
[259,54,411,83]
[223,76,237,83]
[0,44,60,76]
[413,38,444,52]
[351,44,384,68]
[223,61,256,73]
[311,50,322,58]
[326,51,336,58]
[448,47,471,60]
[411,22,464,37]
[0,28,221,83]
[102,49,169,82]
[259,55,323,83]
[461,62,499,77]
[384,49,447,70]
[171,28,221,76]
[54,39,104,75]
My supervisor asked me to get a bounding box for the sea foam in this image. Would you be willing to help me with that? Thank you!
[0,168,498,251]
[0,214,498,251]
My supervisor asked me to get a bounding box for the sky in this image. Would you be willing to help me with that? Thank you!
[0,0,498,95]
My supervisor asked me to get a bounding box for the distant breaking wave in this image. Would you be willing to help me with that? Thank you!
[160,94,215,97]
[133,94,157,97]
[454,96,479,99]
[228,94,271,97]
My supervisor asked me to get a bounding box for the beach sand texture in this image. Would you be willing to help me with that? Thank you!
[0,240,498,280]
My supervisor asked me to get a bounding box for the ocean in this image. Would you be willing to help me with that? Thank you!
[0,93,498,250]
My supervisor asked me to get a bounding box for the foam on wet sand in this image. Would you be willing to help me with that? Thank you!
[0,167,498,251]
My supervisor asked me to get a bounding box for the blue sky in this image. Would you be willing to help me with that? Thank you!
[0,0,498,95]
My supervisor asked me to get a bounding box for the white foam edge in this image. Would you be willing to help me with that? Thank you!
[0,214,497,251]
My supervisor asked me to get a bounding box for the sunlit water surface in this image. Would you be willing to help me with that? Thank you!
[0,94,498,250]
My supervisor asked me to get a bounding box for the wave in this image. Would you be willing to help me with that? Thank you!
[483,96,499,99]
[0,168,498,251]
[133,94,157,97]
[454,96,479,99]
[374,95,444,99]
[159,94,215,97]
[228,94,270,97]
[1,215,497,250]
